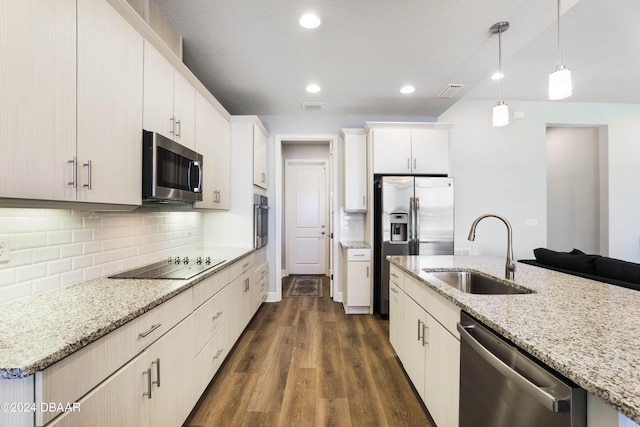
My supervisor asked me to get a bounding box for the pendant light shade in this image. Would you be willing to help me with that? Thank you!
[549,66,572,100]
[549,0,572,100]
[493,101,509,127]
[490,21,509,127]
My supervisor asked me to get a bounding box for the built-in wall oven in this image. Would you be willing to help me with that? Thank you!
[457,312,586,427]
[254,194,268,249]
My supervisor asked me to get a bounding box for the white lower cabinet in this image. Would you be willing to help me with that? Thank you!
[342,247,372,314]
[392,270,460,427]
[48,316,192,427]
[28,251,266,427]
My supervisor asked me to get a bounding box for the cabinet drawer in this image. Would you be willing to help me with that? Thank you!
[230,253,255,281]
[193,267,230,308]
[192,286,230,355]
[36,289,193,425]
[390,264,405,289]
[405,275,459,337]
[193,320,230,398]
[347,248,371,261]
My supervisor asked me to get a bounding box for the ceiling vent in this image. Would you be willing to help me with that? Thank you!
[302,101,325,110]
[437,84,465,98]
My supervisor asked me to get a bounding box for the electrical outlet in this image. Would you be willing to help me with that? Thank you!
[0,235,9,263]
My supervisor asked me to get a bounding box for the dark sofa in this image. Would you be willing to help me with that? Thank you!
[519,248,640,292]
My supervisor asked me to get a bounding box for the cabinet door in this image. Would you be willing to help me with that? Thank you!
[410,129,449,175]
[253,124,268,189]
[228,273,248,344]
[372,128,412,174]
[76,0,143,205]
[148,317,194,427]
[48,351,149,427]
[424,316,460,427]
[389,281,404,361]
[0,0,76,201]
[143,41,175,139]
[212,108,231,209]
[346,261,370,306]
[343,131,367,212]
[402,296,427,401]
[194,93,230,210]
[173,72,196,149]
[194,92,217,209]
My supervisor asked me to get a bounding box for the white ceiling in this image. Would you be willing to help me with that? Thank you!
[153,0,640,119]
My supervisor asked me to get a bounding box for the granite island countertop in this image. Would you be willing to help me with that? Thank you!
[0,247,254,379]
[388,255,640,424]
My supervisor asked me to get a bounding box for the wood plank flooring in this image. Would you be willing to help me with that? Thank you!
[183,276,434,427]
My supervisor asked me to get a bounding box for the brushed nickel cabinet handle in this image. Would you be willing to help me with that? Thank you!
[212,311,223,320]
[143,368,152,399]
[176,119,181,137]
[138,323,161,338]
[170,117,175,135]
[417,319,423,342]
[68,157,77,188]
[83,160,92,190]
[213,349,224,360]
[152,358,160,388]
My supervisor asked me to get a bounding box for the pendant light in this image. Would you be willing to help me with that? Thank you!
[549,0,572,100]
[490,21,510,127]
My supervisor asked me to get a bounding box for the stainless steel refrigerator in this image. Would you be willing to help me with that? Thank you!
[374,176,454,315]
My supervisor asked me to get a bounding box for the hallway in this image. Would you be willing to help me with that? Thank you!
[183,276,434,426]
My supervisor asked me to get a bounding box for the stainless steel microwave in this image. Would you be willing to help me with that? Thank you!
[142,130,203,203]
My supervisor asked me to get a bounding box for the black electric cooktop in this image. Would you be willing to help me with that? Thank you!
[109,257,225,280]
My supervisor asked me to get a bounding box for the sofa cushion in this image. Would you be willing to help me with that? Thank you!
[595,257,640,285]
[533,248,600,275]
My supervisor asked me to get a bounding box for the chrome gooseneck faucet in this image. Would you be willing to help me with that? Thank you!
[467,214,516,280]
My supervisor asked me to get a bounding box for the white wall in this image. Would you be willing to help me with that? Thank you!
[0,208,203,303]
[439,99,640,262]
[546,127,601,254]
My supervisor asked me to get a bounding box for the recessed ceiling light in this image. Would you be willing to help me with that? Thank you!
[299,13,321,29]
[491,72,504,80]
[400,85,415,94]
[306,83,321,93]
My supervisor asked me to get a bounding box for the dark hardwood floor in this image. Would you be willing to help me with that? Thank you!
[183,276,434,427]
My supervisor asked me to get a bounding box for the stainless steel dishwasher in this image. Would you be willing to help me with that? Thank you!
[457,313,586,427]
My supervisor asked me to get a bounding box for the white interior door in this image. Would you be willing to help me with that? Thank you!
[285,160,328,275]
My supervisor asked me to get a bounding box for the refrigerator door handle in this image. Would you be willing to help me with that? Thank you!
[409,197,415,243]
[414,197,420,250]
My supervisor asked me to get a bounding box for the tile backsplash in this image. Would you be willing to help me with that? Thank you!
[0,208,203,304]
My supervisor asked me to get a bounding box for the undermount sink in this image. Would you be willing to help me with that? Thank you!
[424,270,534,295]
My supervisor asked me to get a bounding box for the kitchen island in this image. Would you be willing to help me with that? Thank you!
[389,255,640,425]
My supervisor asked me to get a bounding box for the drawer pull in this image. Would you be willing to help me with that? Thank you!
[390,287,398,294]
[139,323,162,338]
[353,254,365,257]
[391,273,398,279]
[212,311,223,321]
[242,262,250,269]
[213,349,224,360]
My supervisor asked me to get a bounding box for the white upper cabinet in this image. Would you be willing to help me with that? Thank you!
[0,0,77,202]
[143,41,196,149]
[341,129,368,212]
[253,123,269,189]
[369,123,451,175]
[76,0,143,205]
[194,92,231,210]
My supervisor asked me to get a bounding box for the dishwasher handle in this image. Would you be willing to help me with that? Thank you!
[457,322,570,413]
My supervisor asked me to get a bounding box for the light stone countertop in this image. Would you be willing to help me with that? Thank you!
[388,255,640,424]
[0,247,254,380]
[339,241,371,249]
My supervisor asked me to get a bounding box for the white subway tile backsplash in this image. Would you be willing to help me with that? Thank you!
[32,276,59,294]
[33,247,60,263]
[15,233,48,250]
[47,231,72,246]
[0,209,203,304]
[47,259,72,276]
[16,264,47,283]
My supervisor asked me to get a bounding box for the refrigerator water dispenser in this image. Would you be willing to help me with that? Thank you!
[390,213,408,242]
